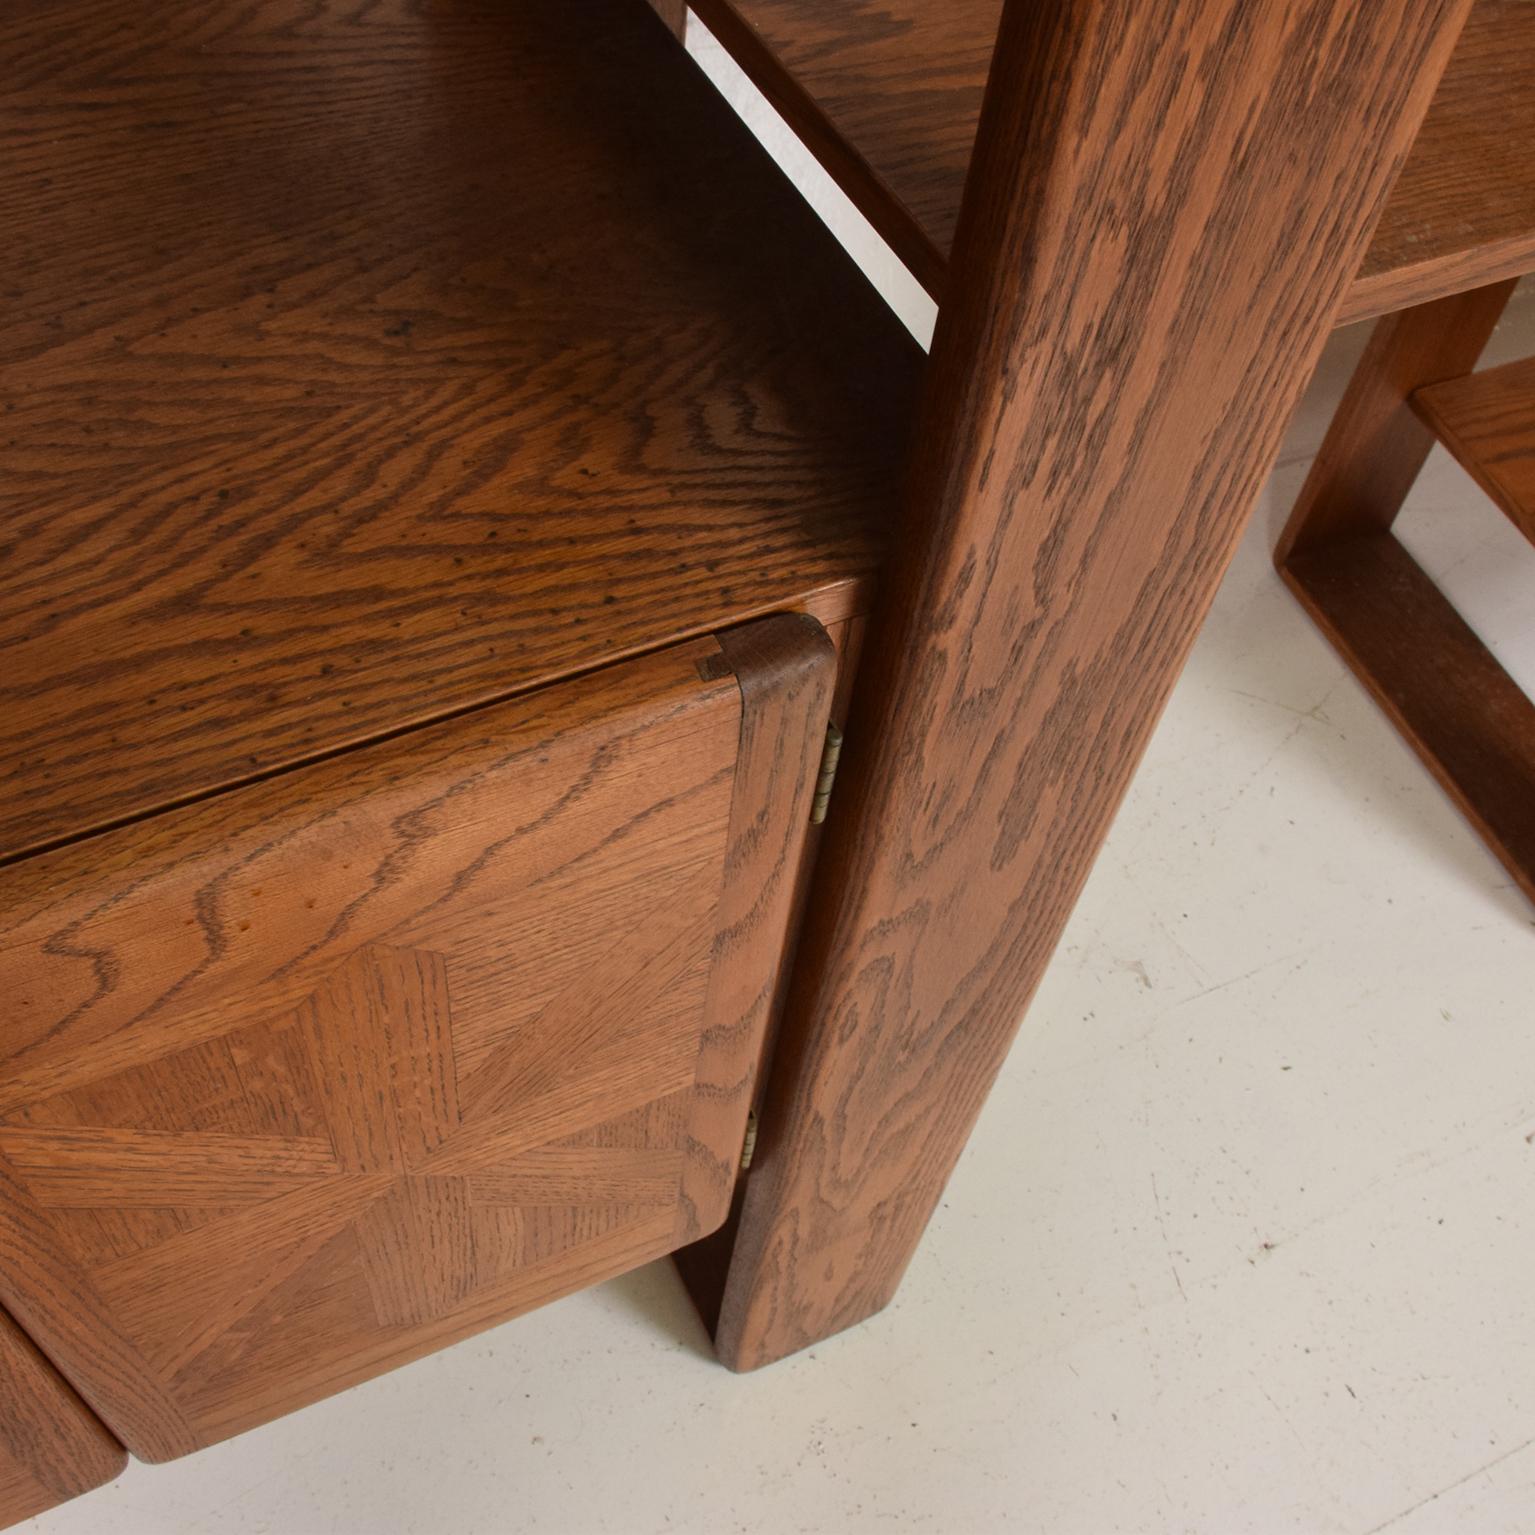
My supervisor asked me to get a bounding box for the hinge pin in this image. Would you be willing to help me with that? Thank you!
[809,724,844,825]
[740,1110,759,1171]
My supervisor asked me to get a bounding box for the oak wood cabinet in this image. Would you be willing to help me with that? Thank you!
[1,0,895,1509]
[0,0,1502,1522]
[0,621,834,1460]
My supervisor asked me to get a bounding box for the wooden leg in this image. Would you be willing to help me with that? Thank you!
[686,0,1478,1370]
[1280,538,1535,904]
[1275,279,1535,905]
[1276,281,1518,561]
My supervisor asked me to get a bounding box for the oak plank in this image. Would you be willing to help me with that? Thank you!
[297,946,459,1174]
[673,614,859,1329]
[1276,283,1535,904]
[675,614,838,1247]
[1414,353,1535,545]
[465,1147,684,1208]
[687,0,985,293]
[705,0,1475,1371]
[0,1146,199,1461]
[94,1176,395,1381]
[1349,4,1535,322]
[690,0,1533,322]
[0,1126,340,1207]
[0,0,918,862]
[186,1211,681,1446]
[352,1180,477,1330]
[1283,535,1535,904]
[1276,281,1517,562]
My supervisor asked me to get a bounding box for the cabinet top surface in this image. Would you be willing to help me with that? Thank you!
[0,0,918,862]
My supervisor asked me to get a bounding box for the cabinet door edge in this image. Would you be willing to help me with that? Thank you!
[678,613,838,1245]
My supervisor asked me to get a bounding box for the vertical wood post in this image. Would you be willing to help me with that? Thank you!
[703,0,1476,1369]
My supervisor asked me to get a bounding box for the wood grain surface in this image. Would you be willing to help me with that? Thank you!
[0,626,827,1456]
[1283,536,1535,905]
[1415,354,1535,544]
[1349,6,1535,322]
[687,0,988,294]
[706,0,1475,1371]
[674,615,849,1323]
[0,1306,124,1530]
[1276,282,1535,905]
[689,0,1533,322]
[0,0,918,863]
[677,614,837,1243]
[1276,282,1517,563]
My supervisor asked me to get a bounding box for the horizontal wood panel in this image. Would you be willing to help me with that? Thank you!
[1283,534,1535,904]
[690,0,1534,322]
[0,631,830,1456]
[1413,354,1535,544]
[1348,4,1535,322]
[0,0,918,862]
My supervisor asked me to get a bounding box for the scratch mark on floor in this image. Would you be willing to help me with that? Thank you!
[1363,1433,1535,1534]
[1180,951,1308,1006]
[1149,1172,1186,1302]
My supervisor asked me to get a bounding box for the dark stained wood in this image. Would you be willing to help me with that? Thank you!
[0,1306,125,1531]
[1276,281,1517,563]
[689,0,1534,322]
[0,0,919,864]
[704,0,1475,1372]
[677,614,837,1242]
[643,0,689,38]
[1414,354,1535,545]
[675,612,858,1326]
[1283,536,1535,905]
[1276,282,1535,904]
[0,627,828,1456]
[686,0,984,294]
[1350,8,1535,323]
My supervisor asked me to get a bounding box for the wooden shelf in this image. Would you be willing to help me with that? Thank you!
[691,0,1535,324]
[1282,533,1535,905]
[1413,354,1535,544]
[0,0,920,864]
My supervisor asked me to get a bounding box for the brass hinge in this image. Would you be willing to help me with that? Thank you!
[809,724,844,825]
[739,1110,759,1171]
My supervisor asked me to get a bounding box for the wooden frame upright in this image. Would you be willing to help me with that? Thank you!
[682,0,1483,1369]
[1276,281,1535,904]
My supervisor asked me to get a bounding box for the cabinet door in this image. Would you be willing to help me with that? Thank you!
[0,617,832,1459]
[0,1306,124,1530]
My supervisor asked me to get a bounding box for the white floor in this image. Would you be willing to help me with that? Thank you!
[26,36,1535,1535]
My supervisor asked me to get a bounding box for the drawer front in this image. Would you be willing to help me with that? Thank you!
[0,617,833,1458]
[0,1305,124,1529]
